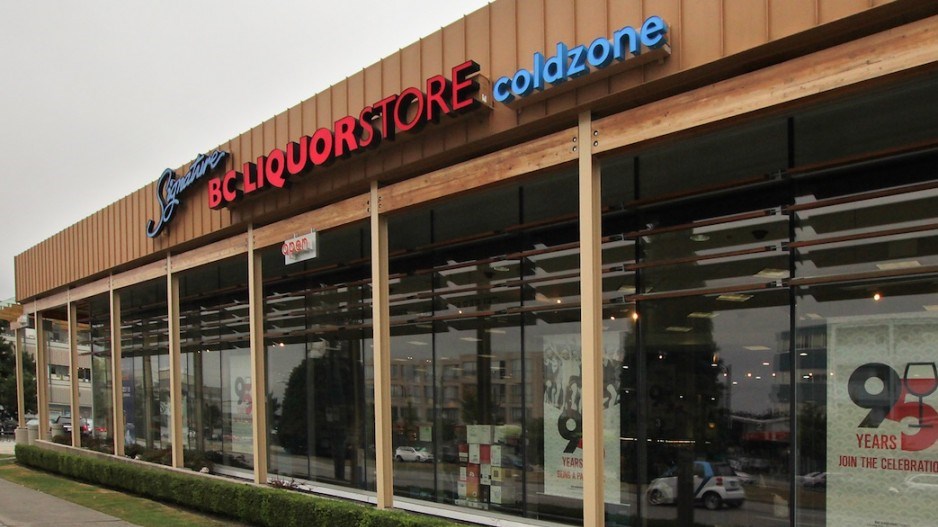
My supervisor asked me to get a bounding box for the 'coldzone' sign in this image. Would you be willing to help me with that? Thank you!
[493,15,668,104]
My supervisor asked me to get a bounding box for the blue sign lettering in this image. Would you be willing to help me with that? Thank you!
[145,150,229,238]
[494,15,668,104]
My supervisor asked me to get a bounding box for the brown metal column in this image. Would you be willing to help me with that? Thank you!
[371,181,393,508]
[15,326,26,429]
[110,285,125,456]
[68,301,80,447]
[248,225,269,484]
[35,311,49,442]
[579,110,604,527]
[167,256,184,467]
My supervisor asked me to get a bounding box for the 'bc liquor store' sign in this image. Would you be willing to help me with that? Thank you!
[144,61,483,238]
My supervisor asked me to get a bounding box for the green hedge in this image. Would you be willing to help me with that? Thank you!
[15,444,458,527]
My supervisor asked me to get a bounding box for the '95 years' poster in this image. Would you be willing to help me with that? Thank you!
[827,314,938,527]
[543,333,622,503]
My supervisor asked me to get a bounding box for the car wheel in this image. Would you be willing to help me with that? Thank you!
[648,489,666,505]
[703,492,722,510]
[395,455,403,462]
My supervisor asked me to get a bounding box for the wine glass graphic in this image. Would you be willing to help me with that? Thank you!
[904,362,938,428]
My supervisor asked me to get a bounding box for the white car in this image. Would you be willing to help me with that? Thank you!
[395,446,433,462]
[799,471,826,487]
[734,470,755,485]
[647,461,746,510]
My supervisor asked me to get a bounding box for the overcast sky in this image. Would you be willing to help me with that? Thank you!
[0,0,491,302]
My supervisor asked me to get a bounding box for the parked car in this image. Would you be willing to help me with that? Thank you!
[54,416,91,436]
[395,446,433,462]
[0,418,16,435]
[647,461,746,510]
[734,470,755,485]
[26,417,54,434]
[799,471,826,488]
[889,473,938,496]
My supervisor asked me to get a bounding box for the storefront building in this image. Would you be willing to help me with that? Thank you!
[12,1,938,525]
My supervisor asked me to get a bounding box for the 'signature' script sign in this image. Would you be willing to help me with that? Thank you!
[145,150,229,238]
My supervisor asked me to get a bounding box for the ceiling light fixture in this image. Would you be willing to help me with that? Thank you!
[876,260,920,271]
[755,268,788,279]
[717,293,753,302]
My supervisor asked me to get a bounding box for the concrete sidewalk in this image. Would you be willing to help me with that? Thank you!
[0,438,14,456]
[0,438,138,526]
[0,476,139,527]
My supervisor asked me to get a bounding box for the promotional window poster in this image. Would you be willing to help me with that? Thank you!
[228,353,254,455]
[827,314,938,527]
[543,333,623,503]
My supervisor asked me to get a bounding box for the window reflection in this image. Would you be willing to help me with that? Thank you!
[119,279,171,465]
[387,172,586,523]
[179,257,252,474]
[75,295,113,453]
[263,223,374,491]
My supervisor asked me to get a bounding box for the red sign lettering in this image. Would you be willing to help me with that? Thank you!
[208,60,481,209]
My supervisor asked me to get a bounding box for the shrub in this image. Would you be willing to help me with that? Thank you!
[15,444,459,527]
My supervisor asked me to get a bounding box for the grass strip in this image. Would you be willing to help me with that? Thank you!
[0,463,244,527]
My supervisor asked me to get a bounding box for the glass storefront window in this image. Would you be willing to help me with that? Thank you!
[792,167,938,526]
[639,291,790,526]
[178,256,251,474]
[263,222,374,491]
[794,74,938,167]
[795,278,938,526]
[39,313,73,443]
[386,172,585,523]
[637,119,788,201]
[119,279,171,465]
[75,295,112,453]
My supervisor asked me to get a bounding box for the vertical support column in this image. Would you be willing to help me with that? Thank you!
[167,256,184,468]
[36,311,49,441]
[578,110,604,527]
[15,326,26,429]
[248,225,269,484]
[370,181,394,509]
[68,301,81,447]
[110,285,125,457]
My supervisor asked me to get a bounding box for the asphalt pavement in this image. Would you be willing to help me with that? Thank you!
[0,436,139,527]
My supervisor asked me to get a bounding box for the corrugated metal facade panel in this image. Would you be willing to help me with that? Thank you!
[14,0,906,301]
[576,0,614,105]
